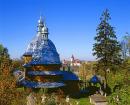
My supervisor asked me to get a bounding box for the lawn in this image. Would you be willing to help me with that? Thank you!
[71,97,91,105]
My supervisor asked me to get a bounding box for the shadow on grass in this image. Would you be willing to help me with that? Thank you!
[70,84,112,99]
[70,86,99,99]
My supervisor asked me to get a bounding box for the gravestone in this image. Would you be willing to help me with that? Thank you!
[90,94,108,105]
[27,93,36,105]
[41,94,46,104]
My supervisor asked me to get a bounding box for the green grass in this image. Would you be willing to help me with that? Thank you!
[71,97,91,105]
[16,87,25,91]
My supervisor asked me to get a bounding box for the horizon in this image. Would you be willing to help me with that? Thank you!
[0,0,130,61]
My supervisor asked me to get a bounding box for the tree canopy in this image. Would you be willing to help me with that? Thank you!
[93,9,122,86]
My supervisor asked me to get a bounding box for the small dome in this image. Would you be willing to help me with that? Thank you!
[42,26,48,33]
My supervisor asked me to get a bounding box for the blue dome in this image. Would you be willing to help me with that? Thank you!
[30,39,61,65]
[24,18,61,65]
[24,34,61,65]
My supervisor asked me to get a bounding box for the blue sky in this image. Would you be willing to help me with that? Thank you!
[0,0,130,60]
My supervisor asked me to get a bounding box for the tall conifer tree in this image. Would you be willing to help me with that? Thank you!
[93,9,122,86]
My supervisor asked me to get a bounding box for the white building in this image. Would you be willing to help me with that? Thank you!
[70,55,81,67]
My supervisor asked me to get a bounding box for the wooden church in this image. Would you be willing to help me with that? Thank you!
[21,16,80,94]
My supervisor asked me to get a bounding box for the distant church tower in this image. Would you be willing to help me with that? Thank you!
[70,55,81,67]
[70,55,74,66]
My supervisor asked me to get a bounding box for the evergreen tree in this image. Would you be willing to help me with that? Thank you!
[93,9,122,88]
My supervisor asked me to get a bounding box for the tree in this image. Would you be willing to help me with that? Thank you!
[93,9,122,89]
[0,44,4,71]
[0,44,14,104]
[121,32,130,59]
[0,44,4,54]
[0,45,12,75]
[12,59,24,72]
[0,44,27,105]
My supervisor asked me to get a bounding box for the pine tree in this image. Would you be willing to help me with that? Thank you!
[93,9,122,88]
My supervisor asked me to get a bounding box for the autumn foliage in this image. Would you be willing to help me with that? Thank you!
[0,44,26,105]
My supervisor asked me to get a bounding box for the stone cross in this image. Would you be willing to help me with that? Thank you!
[41,94,47,104]
[27,93,36,105]
[65,95,70,105]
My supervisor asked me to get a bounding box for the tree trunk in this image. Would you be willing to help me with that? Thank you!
[104,69,107,89]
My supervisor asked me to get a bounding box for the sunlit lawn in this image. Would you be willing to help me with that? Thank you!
[71,98,91,105]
